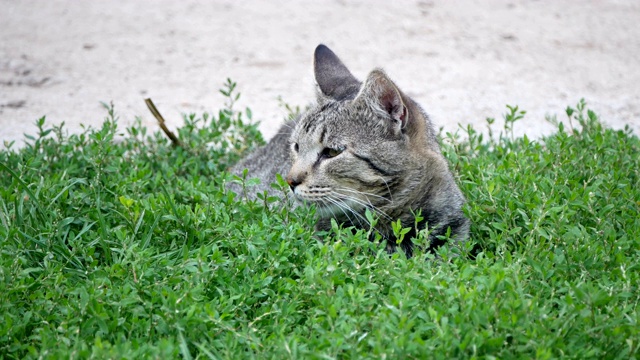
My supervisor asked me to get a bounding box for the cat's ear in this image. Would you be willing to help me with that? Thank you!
[355,69,408,132]
[314,44,361,101]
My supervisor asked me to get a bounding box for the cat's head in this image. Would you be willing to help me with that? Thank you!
[286,45,440,219]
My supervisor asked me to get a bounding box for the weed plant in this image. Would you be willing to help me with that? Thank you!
[0,81,638,358]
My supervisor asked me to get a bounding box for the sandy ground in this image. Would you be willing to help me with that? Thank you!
[1,0,639,148]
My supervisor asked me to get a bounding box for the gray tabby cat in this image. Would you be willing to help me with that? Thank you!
[228,44,469,256]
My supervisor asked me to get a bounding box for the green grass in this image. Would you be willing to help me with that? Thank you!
[1,80,639,359]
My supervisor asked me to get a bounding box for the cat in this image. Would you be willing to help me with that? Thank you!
[228,44,469,256]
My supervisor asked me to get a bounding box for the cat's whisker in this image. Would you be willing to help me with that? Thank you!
[281,122,296,130]
[333,191,392,221]
[337,187,392,204]
[328,194,384,234]
[332,188,374,208]
[281,116,300,130]
[325,194,362,220]
[329,191,392,224]
[376,176,395,203]
[332,199,369,229]
[324,196,365,228]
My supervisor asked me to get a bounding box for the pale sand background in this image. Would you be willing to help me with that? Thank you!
[1,0,639,148]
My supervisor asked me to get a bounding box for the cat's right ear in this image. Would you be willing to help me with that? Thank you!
[314,44,361,102]
[354,69,409,135]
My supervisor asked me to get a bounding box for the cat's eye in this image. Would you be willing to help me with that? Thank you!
[293,143,299,152]
[320,146,345,159]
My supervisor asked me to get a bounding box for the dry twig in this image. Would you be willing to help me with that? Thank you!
[144,98,183,147]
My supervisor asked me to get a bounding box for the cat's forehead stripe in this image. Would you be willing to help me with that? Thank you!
[303,101,345,136]
[318,126,327,144]
[302,113,321,134]
[302,117,314,134]
[303,113,325,135]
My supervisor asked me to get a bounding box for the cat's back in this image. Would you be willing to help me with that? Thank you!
[227,122,293,198]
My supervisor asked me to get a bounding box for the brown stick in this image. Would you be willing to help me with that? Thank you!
[144,98,183,147]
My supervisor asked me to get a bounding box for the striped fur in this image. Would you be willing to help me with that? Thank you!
[229,45,469,256]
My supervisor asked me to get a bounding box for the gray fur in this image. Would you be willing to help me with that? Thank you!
[228,45,469,255]
[227,123,293,197]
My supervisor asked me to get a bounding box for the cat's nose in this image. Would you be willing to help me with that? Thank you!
[286,176,302,191]
[286,172,305,191]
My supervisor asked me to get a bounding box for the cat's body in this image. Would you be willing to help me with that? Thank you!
[229,45,469,255]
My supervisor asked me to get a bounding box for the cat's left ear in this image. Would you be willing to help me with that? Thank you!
[355,69,408,133]
[314,44,361,102]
